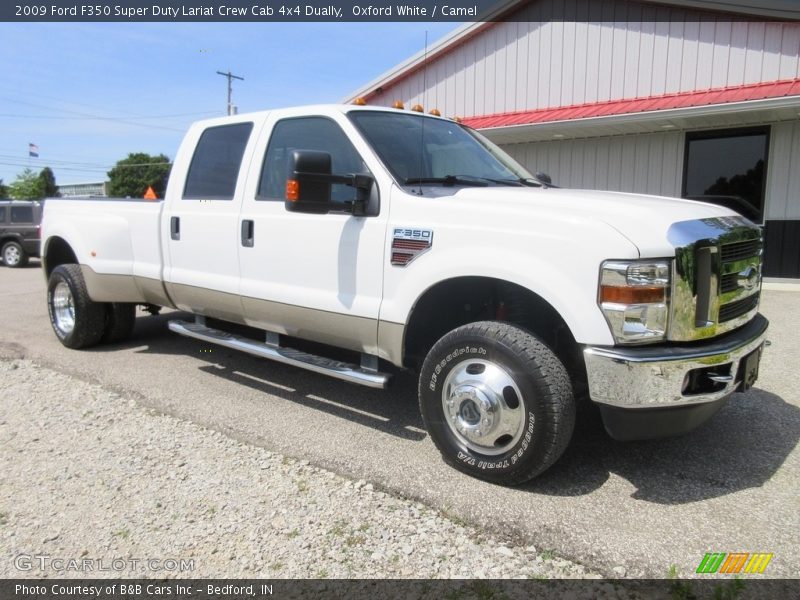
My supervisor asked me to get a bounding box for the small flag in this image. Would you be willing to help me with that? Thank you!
[28,143,39,158]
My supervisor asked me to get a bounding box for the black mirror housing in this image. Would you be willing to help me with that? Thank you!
[285,150,333,214]
[285,149,374,216]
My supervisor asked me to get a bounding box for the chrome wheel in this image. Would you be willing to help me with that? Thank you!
[52,281,76,334]
[441,359,526,456]
[3,244,21,266]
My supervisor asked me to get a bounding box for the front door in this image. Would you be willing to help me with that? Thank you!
[237,113,388,354]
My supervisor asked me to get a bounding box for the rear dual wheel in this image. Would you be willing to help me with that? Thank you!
[419,321,575,485]
[47,264,136,348]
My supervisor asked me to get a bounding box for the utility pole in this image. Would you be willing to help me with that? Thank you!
[216,70,244,116]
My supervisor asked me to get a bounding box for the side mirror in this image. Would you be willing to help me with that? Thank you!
[285,150,373,216]
[535,172,553,186]
[285,150,333,214]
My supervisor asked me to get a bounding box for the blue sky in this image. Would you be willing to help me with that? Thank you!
[0,22,459,186]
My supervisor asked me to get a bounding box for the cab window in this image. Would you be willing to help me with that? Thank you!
[184,122,253,200]
[257,117,369,202]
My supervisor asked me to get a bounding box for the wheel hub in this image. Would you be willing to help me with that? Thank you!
[52,281,76,334]
[4,245,20,265]
[442,359,526,456]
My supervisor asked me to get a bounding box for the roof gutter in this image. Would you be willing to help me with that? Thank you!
[475,95,800,139]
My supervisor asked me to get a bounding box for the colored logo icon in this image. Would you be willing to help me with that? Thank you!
[696,552,773,574]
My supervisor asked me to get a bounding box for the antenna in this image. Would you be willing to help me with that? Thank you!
[418,31,428,196]
[216,70,244,116]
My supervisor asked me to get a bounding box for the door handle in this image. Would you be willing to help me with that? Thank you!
[241,219,254,247]
[170,216,180,240]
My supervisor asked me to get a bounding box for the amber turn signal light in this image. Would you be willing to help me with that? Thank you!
[392,100,405,109]
[286,179,299,201]
[600,285,665,305]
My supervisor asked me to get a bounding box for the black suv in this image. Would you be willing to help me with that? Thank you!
[0,200,42,268]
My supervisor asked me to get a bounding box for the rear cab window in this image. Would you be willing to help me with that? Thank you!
[183,122,254,200]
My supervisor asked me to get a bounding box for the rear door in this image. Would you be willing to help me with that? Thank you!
[162,120,257,322]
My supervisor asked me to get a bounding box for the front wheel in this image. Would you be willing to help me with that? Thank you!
[419,321,575,485]
[47,264,107,349]
[2,241,28,268]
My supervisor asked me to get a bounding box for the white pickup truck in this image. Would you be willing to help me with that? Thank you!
[41,104,768,485]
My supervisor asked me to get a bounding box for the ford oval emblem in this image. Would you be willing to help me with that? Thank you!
[738,265,760,291]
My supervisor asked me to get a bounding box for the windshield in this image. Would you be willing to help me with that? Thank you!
[348,110,535,186]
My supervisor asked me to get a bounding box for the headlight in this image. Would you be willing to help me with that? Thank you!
[598,260,670,344]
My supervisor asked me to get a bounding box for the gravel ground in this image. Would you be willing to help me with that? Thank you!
[0,358,600,581]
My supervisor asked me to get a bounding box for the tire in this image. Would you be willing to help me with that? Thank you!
[47,264,107,349]
[102,303,137,344]
[2,241,28,268]
[419,321,575,485]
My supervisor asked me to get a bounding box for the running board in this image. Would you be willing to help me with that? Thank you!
[168,319,391,389]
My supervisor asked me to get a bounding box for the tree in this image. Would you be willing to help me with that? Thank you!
[38,167,59,197]
[107,153,171,198]
[0,179,8,199]
[9,168,45,200]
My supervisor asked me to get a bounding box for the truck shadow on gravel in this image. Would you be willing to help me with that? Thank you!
[527,389,800,504]
[100,312,428,442]
[104,312,798,504]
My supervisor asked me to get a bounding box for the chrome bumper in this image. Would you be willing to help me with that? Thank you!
[584,314,768,409]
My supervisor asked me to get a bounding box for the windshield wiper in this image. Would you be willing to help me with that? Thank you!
[518,176,557,188]
[403,175,489,187]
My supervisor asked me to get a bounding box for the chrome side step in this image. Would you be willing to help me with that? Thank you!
[168,319,391,389]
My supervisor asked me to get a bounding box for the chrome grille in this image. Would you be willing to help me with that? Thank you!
[721,239,761,262]
[719,295,760,322]
[720,273,739,294]
[668,217,762,341]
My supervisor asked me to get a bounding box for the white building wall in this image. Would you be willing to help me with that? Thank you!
[766,120,800,220]
[501,119,800,221]
[502,130,685,197]
[368,0,800,117]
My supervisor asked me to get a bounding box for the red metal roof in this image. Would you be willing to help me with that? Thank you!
[463,79,800,129]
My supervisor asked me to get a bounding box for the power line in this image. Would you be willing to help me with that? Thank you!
[0,110,218,121]
[0,97,188,132]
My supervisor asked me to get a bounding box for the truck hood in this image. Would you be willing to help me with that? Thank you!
[443,186,743,257]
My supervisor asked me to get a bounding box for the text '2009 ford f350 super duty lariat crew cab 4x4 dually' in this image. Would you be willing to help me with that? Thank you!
[41,104,768,485]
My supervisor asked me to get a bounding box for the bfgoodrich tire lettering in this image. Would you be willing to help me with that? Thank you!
[419,321,575,485]
[47,264,107,349]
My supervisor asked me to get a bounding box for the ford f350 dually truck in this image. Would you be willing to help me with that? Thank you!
[41,104,767,485]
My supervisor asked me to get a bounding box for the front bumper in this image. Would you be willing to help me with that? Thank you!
[583,314,768,440]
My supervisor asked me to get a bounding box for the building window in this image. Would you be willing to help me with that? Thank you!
[682,127,769,223]
[183,122,253,200]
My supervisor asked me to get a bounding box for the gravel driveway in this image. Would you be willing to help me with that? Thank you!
[0,358,596,580]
